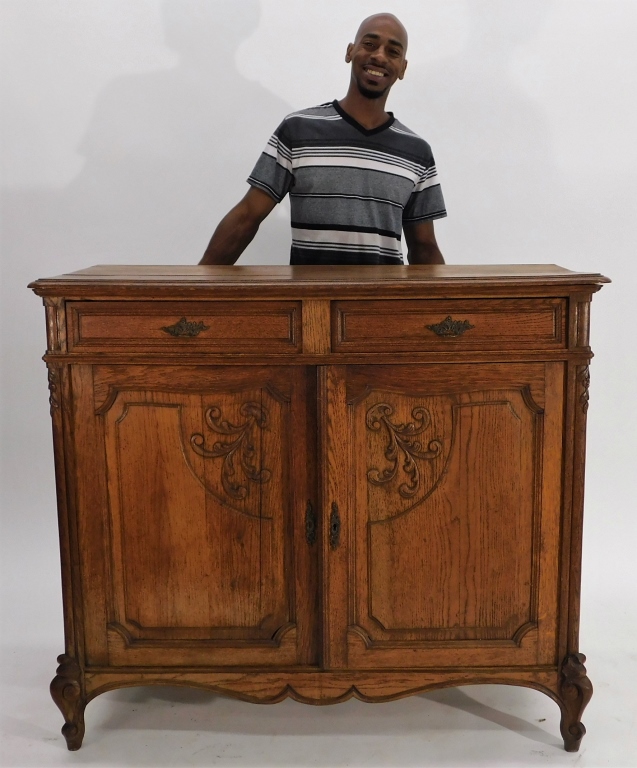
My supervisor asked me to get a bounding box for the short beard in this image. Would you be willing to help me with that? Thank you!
[357,82,387,100]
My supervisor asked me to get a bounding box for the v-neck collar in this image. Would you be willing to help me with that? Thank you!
[333,100,395,136]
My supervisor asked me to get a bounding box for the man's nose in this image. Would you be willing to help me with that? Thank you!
[370,46,389,65]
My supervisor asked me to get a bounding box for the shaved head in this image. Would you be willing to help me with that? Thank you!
[342,12,409,110]
[354,13,408,51]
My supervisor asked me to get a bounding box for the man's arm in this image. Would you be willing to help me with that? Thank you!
[403,220,445,264]
[199,187,277,265]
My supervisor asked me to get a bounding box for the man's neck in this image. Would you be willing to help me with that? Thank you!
[338,88,391,131]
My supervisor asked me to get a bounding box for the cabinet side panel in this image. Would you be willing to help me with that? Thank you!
[567,362,590,654]
[48,363,77,659]
[72,365,110,664]
[538,362,565,664]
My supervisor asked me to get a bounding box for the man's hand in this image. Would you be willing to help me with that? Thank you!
[404,220,445,264]
[199,187,277,265]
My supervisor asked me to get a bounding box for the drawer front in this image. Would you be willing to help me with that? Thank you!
[68,301,302,354]
[333,299,566,352]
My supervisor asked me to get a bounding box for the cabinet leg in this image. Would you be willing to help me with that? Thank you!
[558,653,593,752]
[50,654,86,751]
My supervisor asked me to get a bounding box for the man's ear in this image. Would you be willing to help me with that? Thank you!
[345,43,353,63]
[399,58,408,80]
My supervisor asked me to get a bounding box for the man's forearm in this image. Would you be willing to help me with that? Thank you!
[199,205,260,265]
[407,242,445,264]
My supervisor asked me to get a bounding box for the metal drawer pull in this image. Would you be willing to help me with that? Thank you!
[329,502,341,550]
[426,316,475,337]
[305,501,317,546]
[161,318,210,337]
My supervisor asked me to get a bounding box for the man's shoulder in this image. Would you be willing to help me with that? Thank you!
[281,101,340,124]
[272,102,341,142]
[389,118,431,148]
[386,117,436,163]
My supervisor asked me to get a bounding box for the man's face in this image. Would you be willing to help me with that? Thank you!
[346,16,408,100]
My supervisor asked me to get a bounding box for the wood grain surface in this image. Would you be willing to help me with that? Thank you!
[34,264,606,751]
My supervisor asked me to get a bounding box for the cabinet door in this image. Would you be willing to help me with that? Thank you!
[72,364,317,667]
[322,363,564,669]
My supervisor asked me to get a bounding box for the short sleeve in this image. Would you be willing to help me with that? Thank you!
[247,120,294,203]
[403,156,447,222]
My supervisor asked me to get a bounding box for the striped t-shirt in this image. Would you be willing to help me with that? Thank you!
[247,100,446,265]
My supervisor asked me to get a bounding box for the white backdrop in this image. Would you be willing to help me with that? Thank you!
[1,1,636,766]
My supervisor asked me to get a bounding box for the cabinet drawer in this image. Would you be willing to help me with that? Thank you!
[333,299,566,352]
[67,301,302,354]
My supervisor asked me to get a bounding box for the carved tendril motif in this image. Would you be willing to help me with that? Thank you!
[47,367,61,415]
[366,403,443,498]
[190,402,271,499]
[578,366,590,414]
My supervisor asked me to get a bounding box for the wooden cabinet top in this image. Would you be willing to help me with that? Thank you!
[30,264,610,300]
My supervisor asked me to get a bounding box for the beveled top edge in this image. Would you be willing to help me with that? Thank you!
[29,264,611,293]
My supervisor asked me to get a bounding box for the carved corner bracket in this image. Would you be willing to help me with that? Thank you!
[558,653,593,752]
[50,654,86,751]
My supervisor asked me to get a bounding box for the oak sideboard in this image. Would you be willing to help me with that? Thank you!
[29,264,609,751]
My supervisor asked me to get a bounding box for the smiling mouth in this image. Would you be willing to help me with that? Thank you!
[364,67,387,78]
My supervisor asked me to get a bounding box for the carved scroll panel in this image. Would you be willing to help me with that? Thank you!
[348,379,544,649]
[101,384,291,646]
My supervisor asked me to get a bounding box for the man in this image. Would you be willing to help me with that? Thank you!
[200,13,446,265]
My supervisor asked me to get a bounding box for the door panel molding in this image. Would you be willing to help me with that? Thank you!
[325,363,561,669]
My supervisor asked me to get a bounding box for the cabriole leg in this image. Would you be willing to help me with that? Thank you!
[558,653,593,752]
[50,654,86,751]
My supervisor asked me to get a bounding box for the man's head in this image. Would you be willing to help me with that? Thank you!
[345,14,408,100]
